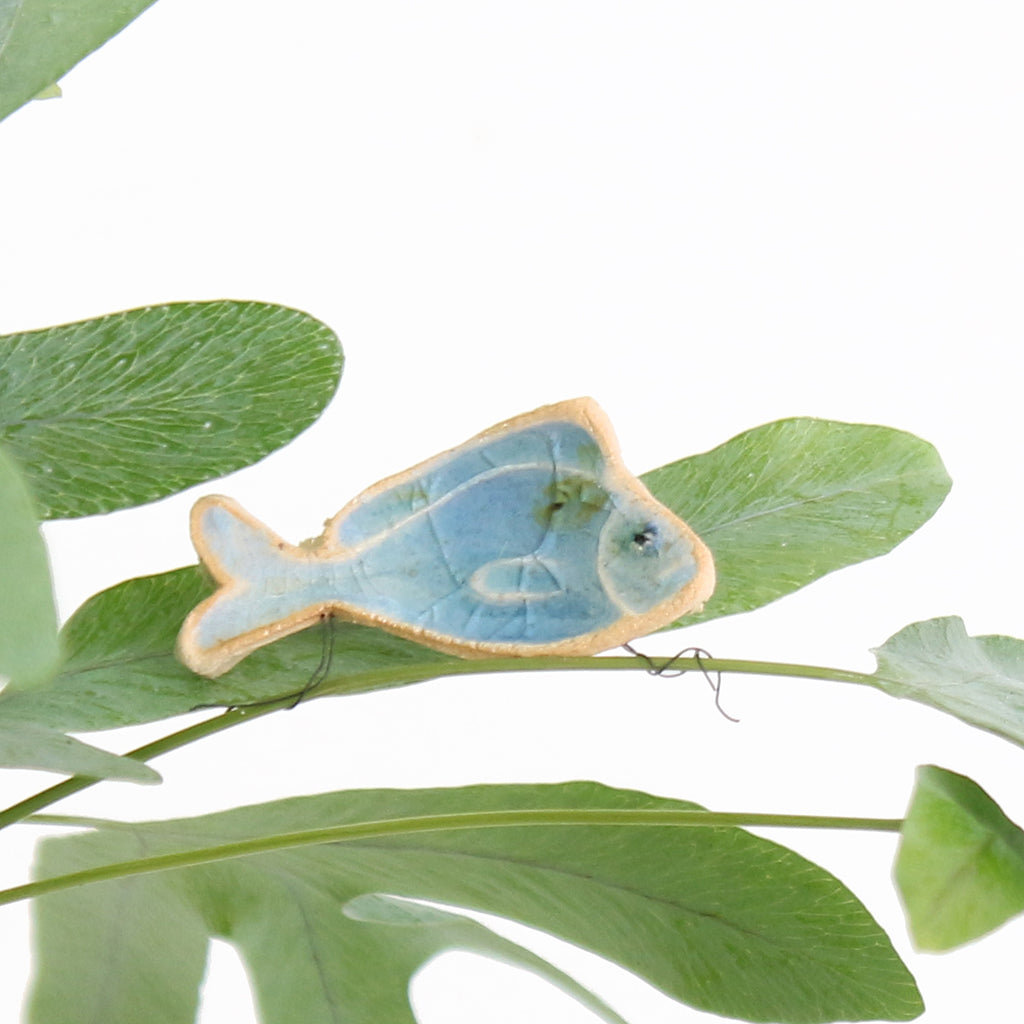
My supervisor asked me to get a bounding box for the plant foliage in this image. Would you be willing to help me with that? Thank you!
[4,6,1023,1022]
[2,301,1023,1023]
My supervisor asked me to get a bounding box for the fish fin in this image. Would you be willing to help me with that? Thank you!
[177,496,325,677]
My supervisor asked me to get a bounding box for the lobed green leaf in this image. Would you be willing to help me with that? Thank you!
[0,0,159,123]
[871,616,1024,749]
[26,857,626,1024]
[895,765,1024,950]
[0,301,342,519]
[0,445,59,687]
[642,418,951,627]
[28,781,923,1023]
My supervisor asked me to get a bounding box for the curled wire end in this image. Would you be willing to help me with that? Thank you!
[622,642,739,723]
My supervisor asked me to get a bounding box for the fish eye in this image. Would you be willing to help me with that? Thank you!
[632,524,658,549]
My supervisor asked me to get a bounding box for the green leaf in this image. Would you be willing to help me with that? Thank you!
[0,720,158,782]
[0,301,343,519]
[895,765,1024,950]
[871,616,1024,749]
[28,782,922,1023]
[641,418,951,627]
[0,445,59,687]
[0,567,460,733]
[0,0,159,123]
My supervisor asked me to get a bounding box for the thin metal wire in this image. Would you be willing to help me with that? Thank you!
[191,613,337,713]
[288,612,337,709]
[622,642,739,722]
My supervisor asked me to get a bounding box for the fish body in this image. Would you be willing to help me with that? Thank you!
[177,398,715,677]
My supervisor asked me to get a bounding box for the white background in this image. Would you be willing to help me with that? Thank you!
[2,3,1023,1022]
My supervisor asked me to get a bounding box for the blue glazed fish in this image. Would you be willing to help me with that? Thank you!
[177,398,714,676]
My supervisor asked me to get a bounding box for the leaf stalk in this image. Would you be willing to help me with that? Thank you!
[0,806,902,908]
[0,653,879,833]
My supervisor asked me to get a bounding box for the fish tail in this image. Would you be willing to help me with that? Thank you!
[177,496,326,677]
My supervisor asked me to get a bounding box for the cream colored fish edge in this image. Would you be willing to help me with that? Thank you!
[176,398,715,678]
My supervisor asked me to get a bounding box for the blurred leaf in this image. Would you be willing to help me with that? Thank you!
[0,0,159,123]
[29,781,923,1023]
[0,301,342,519]
[871,616,1024,748]
[895,765,1024,950]
[642,418,950,627]
[0,720,158,782]
[0,446,59,687]
[0,567,459,733]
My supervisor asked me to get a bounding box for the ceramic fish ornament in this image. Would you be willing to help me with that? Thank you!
[177,398,715,677]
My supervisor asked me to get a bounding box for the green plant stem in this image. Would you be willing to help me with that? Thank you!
[26,813,153,830]
[0,806,902,908]
[0,654,878,833]
[317,655,876,700]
